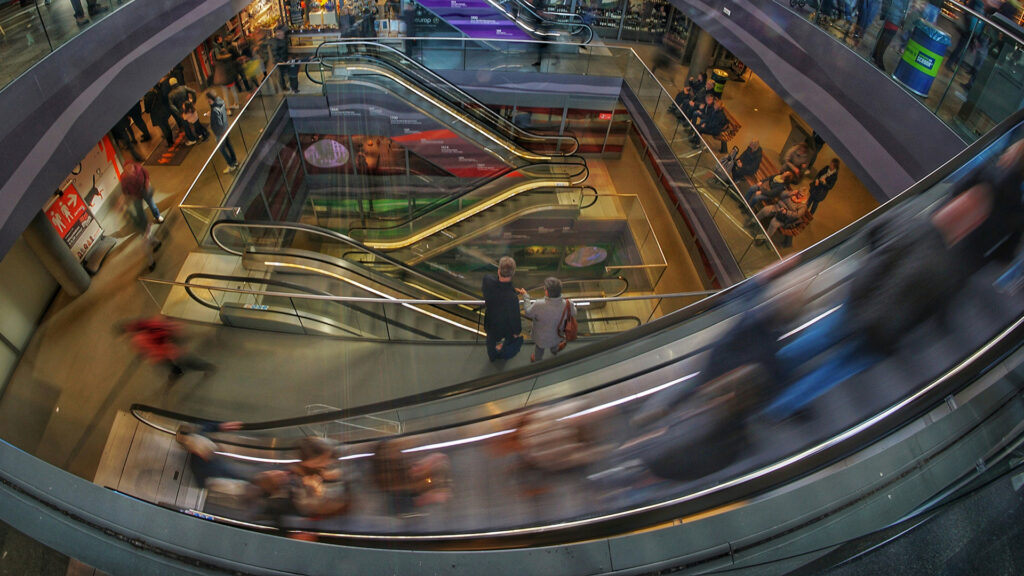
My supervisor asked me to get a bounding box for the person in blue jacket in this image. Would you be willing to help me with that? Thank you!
[206,92,240,173]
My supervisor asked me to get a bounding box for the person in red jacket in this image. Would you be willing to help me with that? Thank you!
[122,316,215,379]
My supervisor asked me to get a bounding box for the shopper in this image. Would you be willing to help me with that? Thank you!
[807,158,840,214]
[121,316,217,379]
[523,277,576,362]
[119,162,163,224]
[207,91,240,173]
[872,0,910,71]
[126,100,152,143]
[269,28,299,94]
[212,35,242,113]
[782,141,812,177]
[482,256,524,361]
[69,0,106,27]
[111,114,144,162]
[166,78,198,144]
[144,83,175,148]
[181,100,209,144]
[175,421,245,486]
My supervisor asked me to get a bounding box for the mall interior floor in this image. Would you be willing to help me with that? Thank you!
[0,39,883,510]
[622,43,882,256]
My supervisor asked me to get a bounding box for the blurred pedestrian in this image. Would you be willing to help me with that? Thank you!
[122,316,216,379]
[70,0,106,26]
[268,28,299,94]
[175,421,244,486]
[181,100,209,144]
[119,162,163,224]
[212,35,242,112]
[111,114,144,162]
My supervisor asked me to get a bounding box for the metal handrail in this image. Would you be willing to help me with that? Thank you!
[346,159,590,238]
[942,0,1024,45]
[210,220,482,301]
[142,276,716,307]
[178,61,300,208]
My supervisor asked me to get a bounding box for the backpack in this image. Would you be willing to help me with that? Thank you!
[558,300,578,342]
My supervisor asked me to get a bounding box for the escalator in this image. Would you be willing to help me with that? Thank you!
[181,271,481,340]
[119,112,1024,552]
[204,219,639,339]
[308,41,581,160]
[410,0,594,44]
[342,157,589,244]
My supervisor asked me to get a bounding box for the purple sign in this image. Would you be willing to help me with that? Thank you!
[415,0,531,40]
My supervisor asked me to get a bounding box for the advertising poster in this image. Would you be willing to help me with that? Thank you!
[59,135,123,214]
[45,187,104,262]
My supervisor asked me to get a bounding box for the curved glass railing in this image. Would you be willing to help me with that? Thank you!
[0,0,132,94]
[309,41,581,157]
[780,0,1024,143]
[126,109,1024,543]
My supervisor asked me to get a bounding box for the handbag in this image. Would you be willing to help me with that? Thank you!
[497,334,523,359]
[558,300,578,342]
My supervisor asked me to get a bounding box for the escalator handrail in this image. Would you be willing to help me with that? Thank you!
[126,313,1024,543]
[346,160,589,238]
[210,220,482,303]
[310,41,580,156]
[523,275,630,298]
[309,57,568,162]
[182,273,335,311]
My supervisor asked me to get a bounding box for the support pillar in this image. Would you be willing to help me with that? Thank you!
[687,26,717,76]
[24,211,90,297]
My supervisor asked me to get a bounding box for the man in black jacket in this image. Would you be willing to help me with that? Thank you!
[166,78,198,144]
[690,99,728,152]
[144,82,174,148]
[482,256,524,361]
[807,158,840,214]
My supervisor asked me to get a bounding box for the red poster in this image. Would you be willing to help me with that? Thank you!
[45,187,103,262]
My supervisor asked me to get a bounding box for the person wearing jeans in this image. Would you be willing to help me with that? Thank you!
[206,91,240,173]
[119,162,163,223]
[70,0,106,26]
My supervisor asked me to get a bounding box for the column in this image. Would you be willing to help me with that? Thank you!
[687,26,717,76]
[24,211,90,296]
